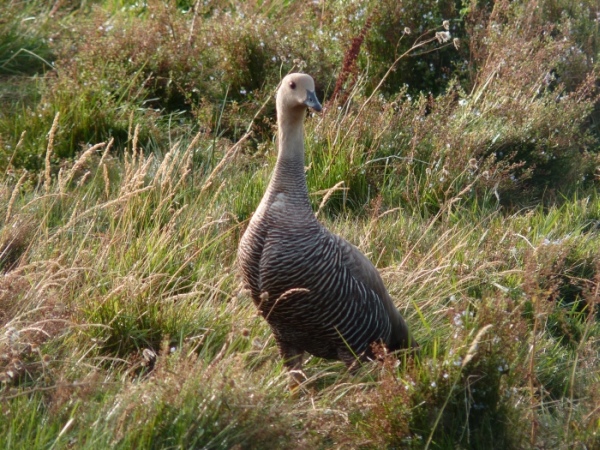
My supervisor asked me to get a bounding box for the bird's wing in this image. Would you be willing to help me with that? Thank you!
[332,233,415,349]
[331,234,391,303]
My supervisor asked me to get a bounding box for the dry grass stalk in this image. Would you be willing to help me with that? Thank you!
[184,131,203,155]
[155,148,173,182]
[6,170,28,223]
[59,142,106,193]
[132,124,140,163]
[5,131,27,172]
[180,131,201,179]
[315,181,347,218]
[343,26,455,143]
[44,112,60,193]
[57,167,65,192]
[207,180,227,210]
[98,137,114,167]
[124,124,141,182]
[187,0,201,45]
[157,144,178,193]
[425,322,495,450]
[120,154,154,196]
[528,299,540,446]
[65,199,81,230]
[201,131,252,193]
[462,324,493,367]
[70,142,105,175]
[150,177,183,221]
[104,185,154,211]
[263,288,310,321]
[60,185,155,229]
[204,333,233,377]
[153,141,194,202]
[76,171,91,187]
[163,204,187,235]
[102,164,110,199]
[171,165,191,195]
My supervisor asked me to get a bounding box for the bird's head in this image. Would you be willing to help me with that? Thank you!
[276,73,322,118]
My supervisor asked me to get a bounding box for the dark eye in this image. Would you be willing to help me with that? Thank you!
[289,81,296,89]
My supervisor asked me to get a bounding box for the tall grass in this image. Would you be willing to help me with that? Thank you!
[1,0,599,448]
[1,100,599,448]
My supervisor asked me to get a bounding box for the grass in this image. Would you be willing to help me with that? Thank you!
[1,0,599,448]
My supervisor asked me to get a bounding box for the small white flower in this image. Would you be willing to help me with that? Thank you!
[453,314,463,327]
[5,327,19,343]
[436,31,451,43]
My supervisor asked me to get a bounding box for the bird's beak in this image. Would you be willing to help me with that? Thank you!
[304,90,322,112]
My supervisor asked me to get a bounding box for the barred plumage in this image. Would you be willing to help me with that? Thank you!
[238,73,416,381]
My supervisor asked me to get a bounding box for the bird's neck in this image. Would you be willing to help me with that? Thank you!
[267,111,312,210]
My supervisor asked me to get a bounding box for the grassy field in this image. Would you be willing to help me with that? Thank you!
[1,0,599,448]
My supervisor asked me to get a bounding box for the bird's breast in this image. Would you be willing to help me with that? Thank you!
[268,192,287,213]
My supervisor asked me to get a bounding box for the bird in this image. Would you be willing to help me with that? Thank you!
[238,73,417,385]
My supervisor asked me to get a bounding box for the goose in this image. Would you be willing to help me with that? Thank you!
[238,73,416,385]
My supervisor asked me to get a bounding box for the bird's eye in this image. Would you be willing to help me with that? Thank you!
[289,81,296,89]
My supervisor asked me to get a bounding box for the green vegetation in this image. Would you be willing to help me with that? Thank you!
[1,0,599,448]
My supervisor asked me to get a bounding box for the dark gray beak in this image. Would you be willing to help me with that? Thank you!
[304,90,322,112]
